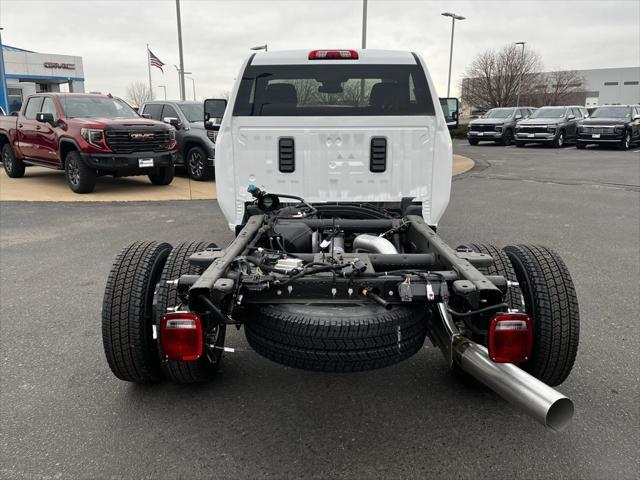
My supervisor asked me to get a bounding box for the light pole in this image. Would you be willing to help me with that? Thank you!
[362,0,368,49]
[442,12,465,97]
[175,0,186,100]
[186,76,196,101]
[157,85,167,100]
[515,41,526,107]
[174,65,191,100]
[250,44,268,52]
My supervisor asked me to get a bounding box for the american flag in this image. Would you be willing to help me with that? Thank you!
[148,49,165,72]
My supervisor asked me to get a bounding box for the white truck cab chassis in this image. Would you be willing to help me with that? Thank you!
[101,49,579,432]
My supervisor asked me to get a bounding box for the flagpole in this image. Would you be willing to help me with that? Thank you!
[147,44,154,101]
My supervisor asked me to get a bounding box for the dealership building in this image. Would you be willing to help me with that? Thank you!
[0,44,84,113]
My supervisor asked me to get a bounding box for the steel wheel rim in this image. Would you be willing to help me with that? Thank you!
[558,134,564,147]
[625,133,630,148]
[189,151,204,177]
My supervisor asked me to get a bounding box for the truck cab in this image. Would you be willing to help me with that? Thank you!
[208,49,455,229]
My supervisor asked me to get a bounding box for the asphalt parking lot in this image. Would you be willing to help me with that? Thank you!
[1,141,638,479]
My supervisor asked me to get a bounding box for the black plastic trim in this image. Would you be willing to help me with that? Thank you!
[370,137,387,172]
[278,137,295,173]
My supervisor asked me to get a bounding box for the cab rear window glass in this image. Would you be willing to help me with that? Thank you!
[233,64,434,116]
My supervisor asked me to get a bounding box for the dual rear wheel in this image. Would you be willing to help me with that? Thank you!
[465,243,579,386]
[101,240,579,387]
[102,241,224,384]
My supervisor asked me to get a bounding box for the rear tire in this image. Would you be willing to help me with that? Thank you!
[186,146,214,181]
[504,244,580,386]
[148,165,175,185]
[576,142,586,149]
[155,241,226,383]
[102,241,172,383]
[65,150,96,193]
[468,139,479,146]
[2,144,25,178]
[515,141,525,148]
[244,303,427,372]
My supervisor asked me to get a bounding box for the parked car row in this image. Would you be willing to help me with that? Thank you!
[468,104,640,150]
[0,93,219,193]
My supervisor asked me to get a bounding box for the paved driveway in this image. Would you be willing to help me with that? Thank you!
[0,142,638,479]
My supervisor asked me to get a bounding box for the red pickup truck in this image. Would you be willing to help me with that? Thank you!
[0,93,177,193]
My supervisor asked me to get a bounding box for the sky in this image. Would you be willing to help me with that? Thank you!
[1,0,639,101]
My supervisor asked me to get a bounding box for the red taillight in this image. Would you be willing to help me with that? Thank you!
[488,313,532,364]
[308,49,359,60]
[160,312,203,361]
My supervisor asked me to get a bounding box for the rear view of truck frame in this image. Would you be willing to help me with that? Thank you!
[101,49,580,431]
[102,190,579,431]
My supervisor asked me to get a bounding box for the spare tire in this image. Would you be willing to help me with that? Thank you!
[244,303,427,372]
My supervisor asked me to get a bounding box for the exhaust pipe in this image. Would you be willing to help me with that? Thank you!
[353,234,398,254]
[453,339,574,431]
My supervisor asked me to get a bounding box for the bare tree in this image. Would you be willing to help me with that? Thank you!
[532,70,585,106]
[125,82,152,107]
[462,44,542,111]
[289,80,319,105]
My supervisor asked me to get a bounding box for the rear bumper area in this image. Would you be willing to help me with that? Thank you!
[80,150,177,176]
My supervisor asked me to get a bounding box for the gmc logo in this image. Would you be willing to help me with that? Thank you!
[43,62,75,70]
[130,133,154,140]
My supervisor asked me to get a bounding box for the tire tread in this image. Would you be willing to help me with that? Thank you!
[504,244,579,386]
[102,241,172,383]
[244,304,427,372]
[156,241,224,383]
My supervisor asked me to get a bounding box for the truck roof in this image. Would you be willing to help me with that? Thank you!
[143,100,202,105]
[250,49,417,65]
[31,92,115,99]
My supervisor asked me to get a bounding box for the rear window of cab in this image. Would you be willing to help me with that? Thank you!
[233,63,435,116]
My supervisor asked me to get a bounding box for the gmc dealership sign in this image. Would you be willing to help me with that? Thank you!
[43,62,75,70]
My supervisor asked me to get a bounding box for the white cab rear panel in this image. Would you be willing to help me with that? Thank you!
[215,50,452,229]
